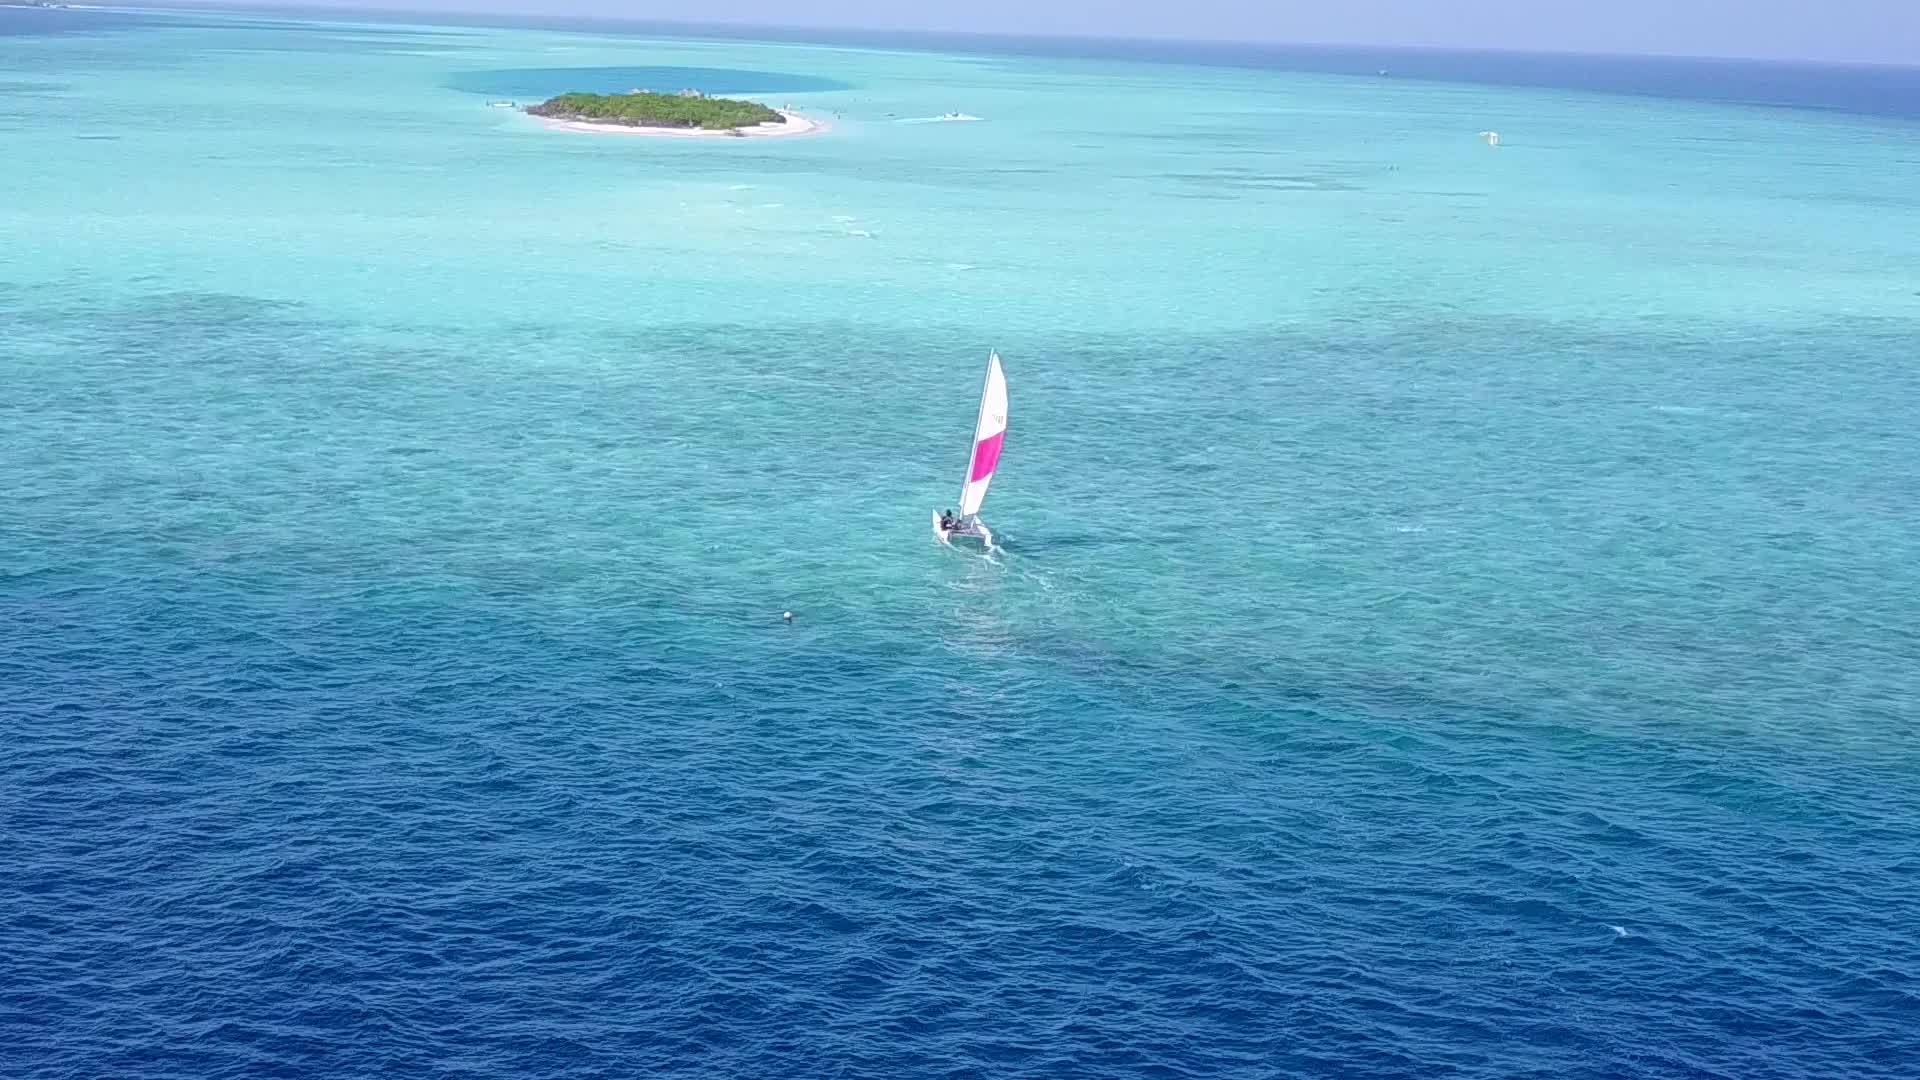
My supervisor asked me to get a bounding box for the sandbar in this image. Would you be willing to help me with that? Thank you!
[535,110,826,139]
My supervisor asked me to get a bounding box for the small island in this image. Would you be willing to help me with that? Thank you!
[524,89,823,139]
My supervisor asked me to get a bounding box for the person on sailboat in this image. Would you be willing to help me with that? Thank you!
[939,509,959,532]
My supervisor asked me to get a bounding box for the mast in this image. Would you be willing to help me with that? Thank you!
[958,349,997,519]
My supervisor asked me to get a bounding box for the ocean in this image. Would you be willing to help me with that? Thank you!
[2,7,1917,1078]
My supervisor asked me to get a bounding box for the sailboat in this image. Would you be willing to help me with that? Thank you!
[932,350,1007,546]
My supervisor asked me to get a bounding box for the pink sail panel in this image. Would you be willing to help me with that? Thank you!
[969,431,1005,482]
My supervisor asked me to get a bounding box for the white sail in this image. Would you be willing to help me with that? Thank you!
[957,351,1007,519]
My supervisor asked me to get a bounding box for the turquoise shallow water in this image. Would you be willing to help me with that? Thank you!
[4,8,1919,1078]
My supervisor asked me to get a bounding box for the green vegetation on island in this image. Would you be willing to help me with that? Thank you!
[527,91,782,130]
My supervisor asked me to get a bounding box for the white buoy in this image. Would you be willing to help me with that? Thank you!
[781,611,793,622]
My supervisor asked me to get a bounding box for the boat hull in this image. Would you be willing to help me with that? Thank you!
[931,511,992,546]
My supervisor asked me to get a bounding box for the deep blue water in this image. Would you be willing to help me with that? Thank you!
[11,308,1916,1080]
[0,5,151,35]
[908,38,1920,123]
[120,2,1920,121]
[5,8,1920,1080]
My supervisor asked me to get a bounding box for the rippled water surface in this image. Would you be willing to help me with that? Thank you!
[4,8,1919,1079]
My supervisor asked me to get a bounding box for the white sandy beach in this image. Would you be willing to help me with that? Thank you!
[535,110,825,139]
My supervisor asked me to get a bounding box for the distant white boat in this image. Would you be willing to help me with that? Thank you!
[1479,130,1501,147]
[933,351,1007,546]
[899,113,983,124]
[487,100,516,109]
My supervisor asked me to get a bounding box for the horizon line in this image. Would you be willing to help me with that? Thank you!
[99,0,1920,71]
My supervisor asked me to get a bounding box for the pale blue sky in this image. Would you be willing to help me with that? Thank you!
[246,1,1920,64]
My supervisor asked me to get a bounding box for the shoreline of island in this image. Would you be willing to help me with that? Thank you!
[533,109,826,139]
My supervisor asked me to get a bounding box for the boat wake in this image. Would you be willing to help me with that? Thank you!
[898,113,983,124]
[936,535,1002,564]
